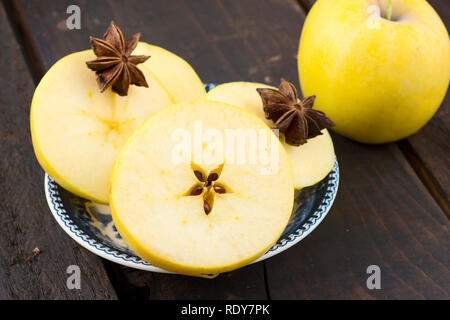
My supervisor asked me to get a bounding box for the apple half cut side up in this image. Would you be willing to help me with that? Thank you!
[298,0,450,143]
[205,82,336,189]
[110,100,294,276]
[31,43,206,204]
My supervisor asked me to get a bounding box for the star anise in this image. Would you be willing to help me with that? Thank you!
[256,79,335,146]
[188,167,227,215]
[86,21,150,96]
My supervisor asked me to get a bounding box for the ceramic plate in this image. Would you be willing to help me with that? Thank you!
[43,84,339,275]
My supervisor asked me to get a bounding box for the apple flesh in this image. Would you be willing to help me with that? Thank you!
[110,100,294,275]
[205,82,335,188]
[298,0,450,143]
[31,43,205,203]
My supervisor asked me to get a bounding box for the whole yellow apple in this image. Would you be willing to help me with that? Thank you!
[298,0,450,143]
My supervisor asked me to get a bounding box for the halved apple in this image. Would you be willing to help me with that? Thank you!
[206,82,335,188]
[134,43,206,103]
[31,43,205,203]
[110,100,294,275]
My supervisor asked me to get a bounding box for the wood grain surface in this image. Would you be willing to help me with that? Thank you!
[0,2,117,300]
[4,0,449,299]
[404,0,450,217]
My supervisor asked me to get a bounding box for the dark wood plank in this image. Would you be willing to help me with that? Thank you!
[105,264,267,300]
[0,2,117,299]
[298,0,315,11]
[12,0,449,300]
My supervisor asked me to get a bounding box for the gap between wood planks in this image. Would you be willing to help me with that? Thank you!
[295,0,450,219]
[398,140,450,218]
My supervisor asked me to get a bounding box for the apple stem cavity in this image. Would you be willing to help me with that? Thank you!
[386,0,393,21]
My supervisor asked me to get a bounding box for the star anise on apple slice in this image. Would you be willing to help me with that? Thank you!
[256,79,335,146]
[86,21,150,96]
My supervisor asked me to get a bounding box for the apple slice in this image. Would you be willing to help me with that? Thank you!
[31,50,175,203]
[110,100,294,275]
[134,43,206,102]
[206,82,335,189]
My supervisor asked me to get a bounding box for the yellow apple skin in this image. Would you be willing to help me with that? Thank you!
[298,0,450,143]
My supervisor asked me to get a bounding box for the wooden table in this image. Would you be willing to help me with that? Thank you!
[0,0,448,300]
